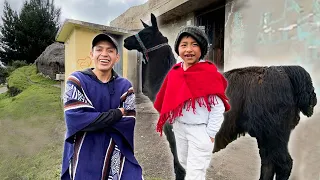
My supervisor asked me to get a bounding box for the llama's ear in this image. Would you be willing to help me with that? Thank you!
[151,13,158,30]
[140,19,149,28]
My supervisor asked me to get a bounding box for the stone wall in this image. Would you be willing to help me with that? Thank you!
[37,62,64,79]
[110,0,190,30]
[110,2,150,30]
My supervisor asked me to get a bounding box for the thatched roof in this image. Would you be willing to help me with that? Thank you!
[35,42,64,66]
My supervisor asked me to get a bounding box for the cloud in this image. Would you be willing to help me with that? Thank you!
[0,0,148,25]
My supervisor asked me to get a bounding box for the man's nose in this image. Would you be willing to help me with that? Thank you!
[100,50,109,56]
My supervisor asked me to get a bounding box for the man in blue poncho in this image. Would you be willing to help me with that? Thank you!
[61,33,143,180]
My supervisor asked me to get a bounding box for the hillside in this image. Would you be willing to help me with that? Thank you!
[0,65,64,179]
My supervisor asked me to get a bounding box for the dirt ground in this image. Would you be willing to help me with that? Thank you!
[134,94,320,180]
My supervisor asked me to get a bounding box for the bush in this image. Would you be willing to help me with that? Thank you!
[0,60,28,84]
[11,60,28,69]
[0,67,9,84]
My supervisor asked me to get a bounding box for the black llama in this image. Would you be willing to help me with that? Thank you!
[123,13,318,180]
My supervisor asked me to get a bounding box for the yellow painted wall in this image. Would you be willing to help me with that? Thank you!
[73,27,98,73]
[64,28,76,79]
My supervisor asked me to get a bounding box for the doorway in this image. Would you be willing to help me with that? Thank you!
[195,2,226,72]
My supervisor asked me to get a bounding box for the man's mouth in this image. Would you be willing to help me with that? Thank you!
[100,59,110,63]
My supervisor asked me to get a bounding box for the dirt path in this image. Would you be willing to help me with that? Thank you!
[0,87,7,94]
[134,93,320,180]
[135,94,174,180]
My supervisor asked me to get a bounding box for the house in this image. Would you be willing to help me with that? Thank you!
[111,0,320,98]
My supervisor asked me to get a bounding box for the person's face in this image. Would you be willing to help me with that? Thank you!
[90,41,119,72]
[178,35,201,68]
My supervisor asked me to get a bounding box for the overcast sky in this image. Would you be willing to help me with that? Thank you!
[0,0,148,25]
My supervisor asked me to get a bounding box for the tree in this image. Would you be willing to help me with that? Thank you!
[0,0,61,64]
[0,1,19,65]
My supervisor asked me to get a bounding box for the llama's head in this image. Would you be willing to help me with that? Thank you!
[123,13,176,102]
[300,86,317,117]
[124,13,168,58]
[293,66,317,117]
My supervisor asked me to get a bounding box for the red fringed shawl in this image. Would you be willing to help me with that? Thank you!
[154,61,231,135]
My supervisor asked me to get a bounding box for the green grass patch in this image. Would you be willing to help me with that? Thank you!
[0,92,9,100]
[0,85,62,120]
[7,65,58,94]
[0,65,65,179]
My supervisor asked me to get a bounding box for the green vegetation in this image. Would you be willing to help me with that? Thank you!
[6,65,56,96]
[0,0,61,64]
[0,60,29,84]
[0,65,64,179]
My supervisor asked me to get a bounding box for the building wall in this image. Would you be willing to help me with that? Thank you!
[159,12,195,62]
[64,28,77,79]
[124,47,140,93]
[65,27,98,79]
[224,0,320,104]
[110,0,191,30]
[110,1,150,30]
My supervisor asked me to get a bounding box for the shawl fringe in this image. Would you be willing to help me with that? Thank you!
[156,95,219,135]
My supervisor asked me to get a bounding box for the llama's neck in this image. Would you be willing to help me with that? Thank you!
[144,45,176,102]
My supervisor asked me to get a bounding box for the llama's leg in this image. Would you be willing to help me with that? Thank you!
[213,111,240,153]
[273,132,293,180]
[163,122,186,180]
[256,136,276,180]
[274,151,292,180]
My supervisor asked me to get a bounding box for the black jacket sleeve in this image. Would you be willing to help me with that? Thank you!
[81,109,123,132]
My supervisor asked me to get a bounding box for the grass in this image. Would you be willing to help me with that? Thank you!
[0,65,64,179]
[7,65,57,92]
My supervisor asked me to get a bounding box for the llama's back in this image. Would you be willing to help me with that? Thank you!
[224,66,297,134]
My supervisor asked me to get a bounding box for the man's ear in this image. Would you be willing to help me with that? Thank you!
[116,53,120,63]
[90,50,93,59]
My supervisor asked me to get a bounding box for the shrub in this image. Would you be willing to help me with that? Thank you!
[0,67,9,84]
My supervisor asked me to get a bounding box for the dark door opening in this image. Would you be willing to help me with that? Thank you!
[195,2,226,72]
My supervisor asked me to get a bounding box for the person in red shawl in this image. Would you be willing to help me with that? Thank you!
[154,26,231,180]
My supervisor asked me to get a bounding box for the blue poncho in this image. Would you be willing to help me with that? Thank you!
[61,68,143,180]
